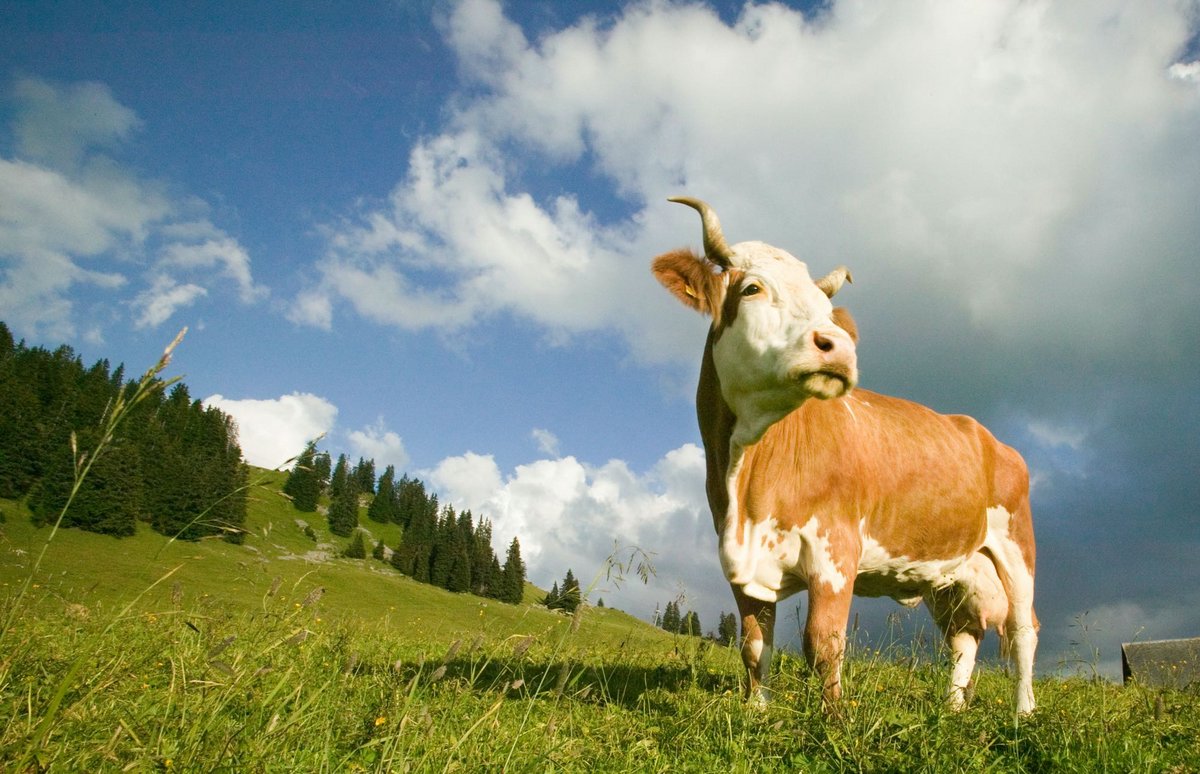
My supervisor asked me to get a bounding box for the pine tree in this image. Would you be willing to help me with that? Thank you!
[343,530,367,559]
[330,454,351,500]
[470,517,495,597]
[283,442,321,512]
[680,610,702,637]
[394,475,428,528]
[0,334,43,498]
[429,505,461,589]
[353,457,376,495]
[500,537,525,605]
[313,451,332,493]
[558,569,581,613]
[661,601,681,632]
[542,582,560,609]
[447,542,472,593]
[368,465,396,524]
[327,477,359,537]
[396,492,436,582]
[372,538,386,561]
[141,384,247,542]
[488,554,503,600]
[717,612,739,646]
[30,431,143,537]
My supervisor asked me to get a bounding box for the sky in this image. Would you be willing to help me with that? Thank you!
[2,0,1198,679]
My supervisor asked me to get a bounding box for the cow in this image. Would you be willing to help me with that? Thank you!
[652,197,1038,714]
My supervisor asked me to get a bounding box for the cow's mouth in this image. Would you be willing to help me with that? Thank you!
[800,367,855,399]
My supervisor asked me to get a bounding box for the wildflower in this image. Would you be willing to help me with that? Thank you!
[374,716,387,727]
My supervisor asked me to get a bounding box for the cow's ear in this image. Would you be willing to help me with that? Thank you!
[832,307,859,343]
[652,249,723,317]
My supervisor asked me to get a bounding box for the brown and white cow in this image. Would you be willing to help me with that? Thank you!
[652,197,1038,714]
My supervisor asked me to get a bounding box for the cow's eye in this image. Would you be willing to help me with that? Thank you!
[741,283,761,297]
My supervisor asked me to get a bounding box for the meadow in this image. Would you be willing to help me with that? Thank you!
[2,475,1198,773]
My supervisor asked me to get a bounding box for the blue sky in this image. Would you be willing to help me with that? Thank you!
[3,0,1199,678]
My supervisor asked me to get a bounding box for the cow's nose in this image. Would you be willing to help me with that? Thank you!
[813,329,837,354]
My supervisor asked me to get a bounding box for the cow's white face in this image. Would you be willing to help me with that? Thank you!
[713,241,857,412]
[653,199,858,445]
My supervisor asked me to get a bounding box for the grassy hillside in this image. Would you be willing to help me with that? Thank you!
[2,473,1197,771]
[0,467,673,650]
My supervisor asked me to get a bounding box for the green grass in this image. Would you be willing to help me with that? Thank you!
[1,587,1197,771]
[2,486,1198,772]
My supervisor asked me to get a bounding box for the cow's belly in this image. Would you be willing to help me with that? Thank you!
[854,532,971,600]
[723,516,979,604]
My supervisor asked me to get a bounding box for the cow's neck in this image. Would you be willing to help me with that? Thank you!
[699,332,799,586]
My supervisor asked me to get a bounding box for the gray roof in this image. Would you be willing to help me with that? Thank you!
[1121,638,1200,692]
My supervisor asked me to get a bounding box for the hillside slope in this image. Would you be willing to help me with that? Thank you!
[0,467,677,653]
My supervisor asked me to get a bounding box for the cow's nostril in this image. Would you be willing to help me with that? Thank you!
[814,331,835,353]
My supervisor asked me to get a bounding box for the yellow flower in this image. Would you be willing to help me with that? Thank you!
[374,716,387,727]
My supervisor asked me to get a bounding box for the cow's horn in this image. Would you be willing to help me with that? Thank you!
[816,266,853,298]
[668,196,735,269]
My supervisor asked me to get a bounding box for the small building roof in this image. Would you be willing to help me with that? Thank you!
[1121,638,1200,692]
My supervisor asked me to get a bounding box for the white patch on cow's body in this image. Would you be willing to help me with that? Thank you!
[720,503,847,602]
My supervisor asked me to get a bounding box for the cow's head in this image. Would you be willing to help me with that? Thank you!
[653,197,858,444]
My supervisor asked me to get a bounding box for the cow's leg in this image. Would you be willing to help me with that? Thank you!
[984,506,1039,715]
[942,625,983,710]
[925,567,999,710]
[734,587,776,707]
[803,585,854,708]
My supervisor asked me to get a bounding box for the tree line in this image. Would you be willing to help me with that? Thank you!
[0,322,247,541]
[656,600,739,645]
[283,442,526,605]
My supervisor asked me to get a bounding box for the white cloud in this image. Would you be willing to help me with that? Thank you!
[530,427,560,456]
[12,77,140,168]
[301,0,1200,380]
[203,392,338,469]
[159,232,268,304]
[1027,420,1087,451]
[287,289,334,329]
[346,419,410,472]
[132,275,208,329]
[0,77,266,338]
[428,442,722,623]
[1168,60,1200,84]
[426,451,505,514]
